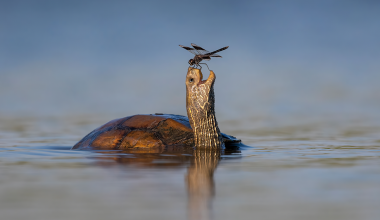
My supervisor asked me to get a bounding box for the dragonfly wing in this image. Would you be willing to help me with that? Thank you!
[205,46,229,56]
[191,43,210,55]
[200,55,211,61]
[179,45,199,55]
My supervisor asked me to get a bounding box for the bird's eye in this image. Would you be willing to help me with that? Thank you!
[189,78,194,82]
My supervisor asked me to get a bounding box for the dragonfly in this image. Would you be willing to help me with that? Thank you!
[179,43,229,70]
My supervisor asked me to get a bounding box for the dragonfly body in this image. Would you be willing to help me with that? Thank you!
[189,55,210,66]
[180,43,229,68]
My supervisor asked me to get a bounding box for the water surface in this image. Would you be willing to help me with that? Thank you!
[1,115,379,220]
[1,1,380,219]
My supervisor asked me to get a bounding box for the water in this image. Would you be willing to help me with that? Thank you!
[1,114,379,220]
[1,1,380,219]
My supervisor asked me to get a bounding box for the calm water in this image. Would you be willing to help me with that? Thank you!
[1,114,379,220]
[1,1,380,219]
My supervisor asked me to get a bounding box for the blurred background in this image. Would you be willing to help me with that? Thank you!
[1,0,379,123]
[1,2,380,220]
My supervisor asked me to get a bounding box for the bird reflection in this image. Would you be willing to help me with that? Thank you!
[90,146,241,220]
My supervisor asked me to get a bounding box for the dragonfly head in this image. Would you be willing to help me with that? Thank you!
[188,59,195,66]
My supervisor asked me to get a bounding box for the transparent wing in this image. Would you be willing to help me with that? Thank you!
[179,45,199,55]
[191,43,210,55]
[205,46,229,56]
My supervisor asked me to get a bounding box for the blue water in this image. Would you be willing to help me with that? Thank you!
[1,1,380,220]
[1,114,379,220]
